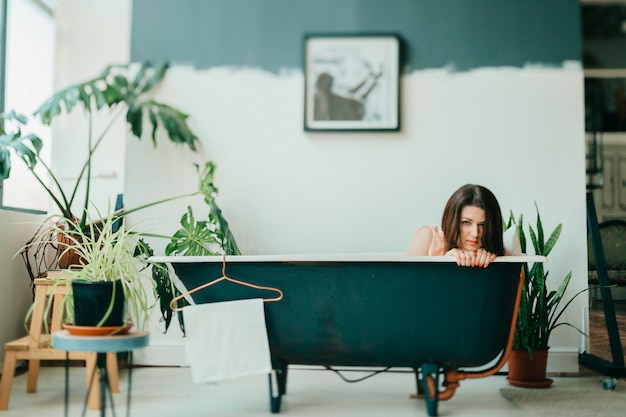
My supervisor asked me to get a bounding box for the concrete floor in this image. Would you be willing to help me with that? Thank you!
[0,365,609,417]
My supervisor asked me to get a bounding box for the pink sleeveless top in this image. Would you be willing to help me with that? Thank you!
[427,226,446,256]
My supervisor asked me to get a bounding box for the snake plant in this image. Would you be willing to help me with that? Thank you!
[508,204,587,355]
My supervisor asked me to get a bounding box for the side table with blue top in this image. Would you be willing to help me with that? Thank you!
[52,330,150,417]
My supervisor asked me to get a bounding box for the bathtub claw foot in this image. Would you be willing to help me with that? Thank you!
[275,363,288,395]
[422,363,440,417]
[269,371,283,413]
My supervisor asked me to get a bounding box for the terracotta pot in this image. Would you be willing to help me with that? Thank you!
[56,232,83,269]
[506,348,553,388]
[56,224,102,269]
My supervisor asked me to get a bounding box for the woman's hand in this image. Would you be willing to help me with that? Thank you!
[445,248,497,267]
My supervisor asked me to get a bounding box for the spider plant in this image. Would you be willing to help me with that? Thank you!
[23,212,151,332]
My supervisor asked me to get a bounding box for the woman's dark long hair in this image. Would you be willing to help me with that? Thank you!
[440,184,505,255]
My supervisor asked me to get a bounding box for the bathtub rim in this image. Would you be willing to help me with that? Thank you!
[149,254,547,264]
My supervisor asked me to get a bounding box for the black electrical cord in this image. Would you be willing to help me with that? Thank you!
[324,366,392,383]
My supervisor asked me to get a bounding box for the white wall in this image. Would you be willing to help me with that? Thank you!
[50,0,131,218]
[0,210,46,363]
[49,0,587,372]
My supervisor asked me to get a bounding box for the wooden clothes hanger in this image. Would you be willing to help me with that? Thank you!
[170,254,284,312]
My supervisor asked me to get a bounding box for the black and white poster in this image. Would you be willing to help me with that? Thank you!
[304,34,401,132]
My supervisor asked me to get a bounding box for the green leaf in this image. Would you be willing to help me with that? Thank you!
[165,206,220,256]
[197,161,218,199]
[0,112,44,180]
[136,62,168,95]
[542,224,562,257]
[149,102,198,150]
[126,105,143,138]
[516,213,526,253]
[535,202,545,254]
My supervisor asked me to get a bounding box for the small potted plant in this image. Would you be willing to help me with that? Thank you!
[22,212,151,334]
[506,204,587,388]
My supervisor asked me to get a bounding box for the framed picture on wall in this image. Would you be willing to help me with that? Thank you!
[303,34,401,132]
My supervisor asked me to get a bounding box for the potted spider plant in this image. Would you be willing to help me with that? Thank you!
[506,204,587,388]
[23,212,151,333]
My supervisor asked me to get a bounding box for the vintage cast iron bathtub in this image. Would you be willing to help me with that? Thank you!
[151,254,544,416]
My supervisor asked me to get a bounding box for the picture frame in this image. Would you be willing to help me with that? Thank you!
[303,34,401,132]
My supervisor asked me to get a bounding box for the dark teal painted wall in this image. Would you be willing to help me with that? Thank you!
[131,0,581,73]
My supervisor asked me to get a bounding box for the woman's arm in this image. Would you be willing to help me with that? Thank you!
[405,226,434,256]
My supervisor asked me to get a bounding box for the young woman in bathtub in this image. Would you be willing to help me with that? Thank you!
[406,184,509,267]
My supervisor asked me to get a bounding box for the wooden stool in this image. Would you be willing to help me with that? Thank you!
[0,272,119,410]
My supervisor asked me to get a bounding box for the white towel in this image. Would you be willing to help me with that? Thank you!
[183,298,272,383]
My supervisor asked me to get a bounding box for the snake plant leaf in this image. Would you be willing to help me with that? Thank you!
[542,224,562,258]
[529,225,539,254]
[516,213,526,253]
[505,210,515,229]
[510,204,580,352]
[535,202,545,254]
[547,271,571,311]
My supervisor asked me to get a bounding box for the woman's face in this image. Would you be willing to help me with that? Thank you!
[458,205,486,251]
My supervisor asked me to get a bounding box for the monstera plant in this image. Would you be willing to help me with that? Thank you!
[2,61,243,334]
[0,62,204,276]
[0,61,197,233]
[135,161,242,334]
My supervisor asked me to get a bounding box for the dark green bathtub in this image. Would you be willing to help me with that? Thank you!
[151,254,543,416]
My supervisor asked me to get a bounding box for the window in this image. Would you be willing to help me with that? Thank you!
[0,0,55,212]
[582,1,626,133]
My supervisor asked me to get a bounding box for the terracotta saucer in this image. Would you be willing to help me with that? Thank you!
[506,376,554,388]
[62,322,132,336]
